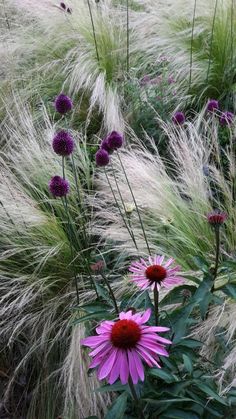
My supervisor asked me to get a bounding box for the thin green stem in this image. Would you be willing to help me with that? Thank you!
[104,167,138,250]
[100,272,119,315]
[110,161,138,250]
[62,157,80,304]
[153,284,159,326]
[86,0,100,63]
[126,0,130,73]
[128,377,145,419]
[117,152,151,255]
[189,0,197,89]
[206,0,218,83]
[211,226,220,292]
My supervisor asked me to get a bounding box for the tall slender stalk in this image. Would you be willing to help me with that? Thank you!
[117,152,151,255]
[104,167,138,250]
[211,226,220,292]
[62,157,80,304]
[86,0,100,63]
[189,0,197,89]
[128,378,145,419]
[153,284,159,326]
[126,0,130,73]
[206,0,218,83]
[100,272,119,315]
[110,161,138,250]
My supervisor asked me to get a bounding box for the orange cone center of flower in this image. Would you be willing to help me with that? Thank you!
[111,319,141,349]
[145,265,167,283]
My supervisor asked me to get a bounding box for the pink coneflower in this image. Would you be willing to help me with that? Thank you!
[129,255,184,291]
[81,308,171,385]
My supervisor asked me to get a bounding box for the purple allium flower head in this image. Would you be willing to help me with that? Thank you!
[140,75,151,86]
[107,131,123,150]
[101,137,113,154]
[207,99,219,113]
[172,111,185,125]
[52,130,74,156]
[168,75,175,84]
[60,2,66,9]
[55,94,73,114]
[95,149,110,166]
[219,111,234,126]
[49,176,70,197]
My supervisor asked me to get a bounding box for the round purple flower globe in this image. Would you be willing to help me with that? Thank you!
[107,131,123,150]
[49,176,70,197]
[60,2,66,9]
[55,94,73,115]
[207,99,219,113]
[95,149,110,167]
[172,111,185,125]
[101,137,113,154]
[219,111,234,126]
[52,130,74,156]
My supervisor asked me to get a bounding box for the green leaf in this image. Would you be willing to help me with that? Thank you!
[221,283,236,299]
[72,310,114,324]
[191,256,210,273]
[148,368,178,383]
[183,354,193,374]
[144,397,202,406]
[96,382,128,393]
[193,381,228,406]
[160,285,196,306]
[175,339,202,349]
[77,301,111,313]
[160,409,199,419]
[105,392,128,419]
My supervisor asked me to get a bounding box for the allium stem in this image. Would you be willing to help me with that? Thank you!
[126,0,130,73]
[62,157,80,304]
[117,152,151,255]
[104,167,138,250]
[206,0,218,83]
[110,162,138,250]
[128,377,145,419]
[100,272,119,315]
[86,0,100,63]
[211,226,220,292]
[153,284,159,326]
[189,0,197,89]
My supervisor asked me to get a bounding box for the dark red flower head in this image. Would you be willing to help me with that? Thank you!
[207,210,227,227]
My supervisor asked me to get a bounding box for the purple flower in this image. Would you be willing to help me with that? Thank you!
[49,176,70,197]
[95,149,110,166]
[52,130,74,156]
[101,137,113,154]
[207,210,227,227]
[140,75,151,86]
[168,76,175,84]
[219,111,234,126]
[107,131,123,150]
[60,2,66,9]
[67,7,72,13]
[172,111,185,125]
[55,94,73,115]
[207,99,219,113]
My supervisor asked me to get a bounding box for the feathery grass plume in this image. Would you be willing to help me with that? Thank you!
[0,97,109,418]
[0,0,138,131]
[92,111,236,271]
[133,0,236,109]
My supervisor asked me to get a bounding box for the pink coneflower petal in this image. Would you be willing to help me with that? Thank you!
[129,254,184,291]
[81,309,171,385]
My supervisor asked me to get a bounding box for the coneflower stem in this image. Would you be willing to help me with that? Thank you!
[153,284,159,326]
[110,162,138,250]
[100,272,119,315]
[126,0,130,73]
[211,226,220,292]
[104,167,138,250]
[206,0,218,83]
[117,152,151,255]
[128,378,145,419]
[189,0,197,89]
[86,0,100,63]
